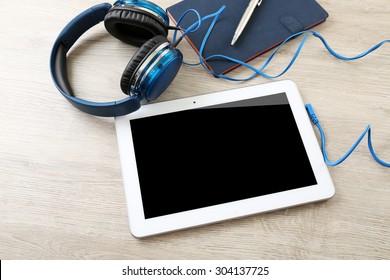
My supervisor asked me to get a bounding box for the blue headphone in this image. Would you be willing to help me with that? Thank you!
[50,1,183,117]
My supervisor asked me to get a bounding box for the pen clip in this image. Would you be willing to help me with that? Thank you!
[257,0,263,6]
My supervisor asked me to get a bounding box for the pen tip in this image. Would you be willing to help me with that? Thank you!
[231,38,236,46]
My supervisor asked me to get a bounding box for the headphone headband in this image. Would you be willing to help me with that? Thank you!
[50,3,141,117]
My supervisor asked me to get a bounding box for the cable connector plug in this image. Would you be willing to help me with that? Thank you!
[305,104,319,125]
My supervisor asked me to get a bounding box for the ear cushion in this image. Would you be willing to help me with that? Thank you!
[104,7,168,47]
[120,35,169,95]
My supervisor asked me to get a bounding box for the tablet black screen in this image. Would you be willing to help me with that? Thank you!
[129,92,317,219]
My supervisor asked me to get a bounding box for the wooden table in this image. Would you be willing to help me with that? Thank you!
[1,0,389,259]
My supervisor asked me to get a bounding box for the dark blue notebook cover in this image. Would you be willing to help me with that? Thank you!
[167,0,328,75]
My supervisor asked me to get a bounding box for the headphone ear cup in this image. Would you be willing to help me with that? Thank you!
[121,35,169,95]
[104,7,168,47]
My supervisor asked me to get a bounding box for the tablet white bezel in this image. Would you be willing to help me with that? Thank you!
[115,80,335,238]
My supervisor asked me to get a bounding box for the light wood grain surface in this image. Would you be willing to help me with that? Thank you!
[0,0,389,259]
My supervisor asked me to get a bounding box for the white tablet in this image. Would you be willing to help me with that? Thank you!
[115,80,335,238]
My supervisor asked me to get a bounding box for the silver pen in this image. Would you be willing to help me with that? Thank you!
[231,0,263,46]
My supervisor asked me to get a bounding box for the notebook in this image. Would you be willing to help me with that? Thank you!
[167,0,329,75]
